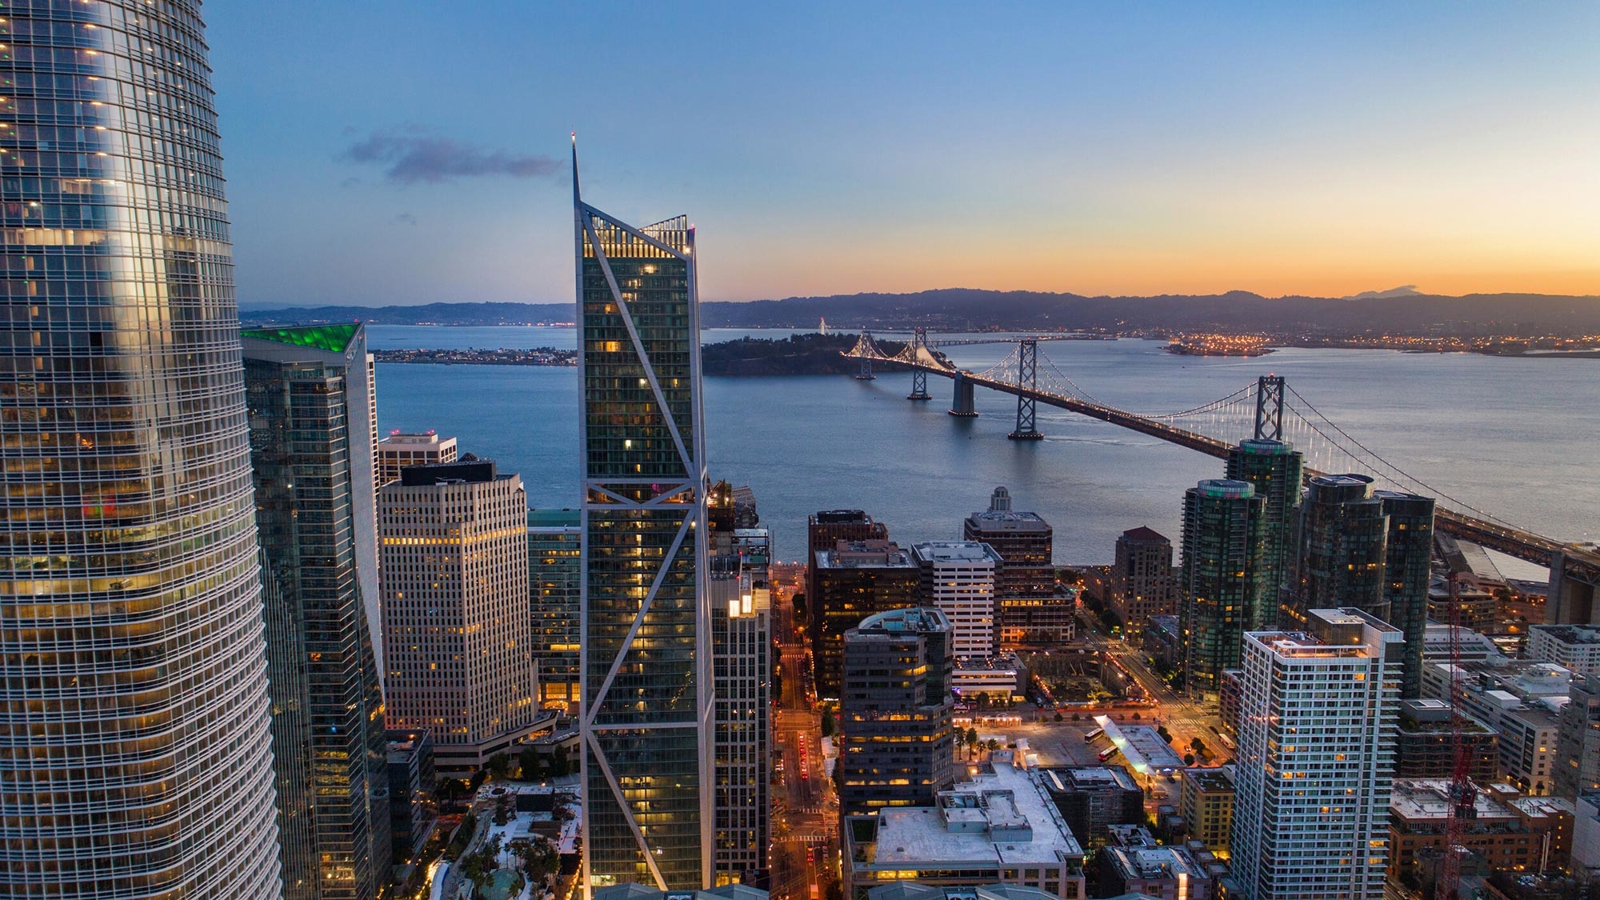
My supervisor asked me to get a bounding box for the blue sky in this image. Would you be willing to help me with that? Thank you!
[208,2,1600,306]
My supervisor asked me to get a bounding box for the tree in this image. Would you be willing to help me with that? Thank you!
[488,752,510,780]
[1131,712,1141,721]
[985,738,1000,757]
[1053,712,1063,723]
[550,744,571,778]
[976,692,990,710]
[1157,725,1173,744]
[1070,713,1080,722]
[469,768,489,791]
[821,709,836,739]
[519,746,542,781]
[965,728,980,760]
[1190,737,1207,755]
[1184,753,1196,766]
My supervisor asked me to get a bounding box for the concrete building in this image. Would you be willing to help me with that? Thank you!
[710,560,771,883]
[1179,479,1267,695]
[809,509,889,606]
[1422,623,1509,666]
[1098,844,1213,900]
[951,654,1029,701]
[964,488,1063,643]
[387,730,438,880]
[379,459,538,773]
[377,430,458,488]
[1557,674,1600,801]
[813,540,922,700]
[1388,779,1573,883]
[1574,792,1600,876]
[1143,615,1184,672]
[243,324,392,900]
[1232,609,1402,900]
[1179,767,1235,853]
[1038,767,1145,845]
[843,754,1086,900]
[840,608,956,815]
[1531,625,1600,678]
[1422,660,1572,796]
[528,509,582,708]
[1396,699,1499,783]
[913,541,1004,659]
[1217,671,1244,736]
[1109,527,1176,639]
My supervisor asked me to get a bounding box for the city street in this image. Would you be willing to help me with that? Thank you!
[771,577,839,900]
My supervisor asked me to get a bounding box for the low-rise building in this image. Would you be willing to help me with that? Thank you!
[1388,779,1573,881]
[1423,623,1510,666]
[1142,615,1183,672]
[1396,699,1499,783]
[1531,625,1600,679]
[1179,767,1235,853]
[844,753,1085,900]
[1038,766,1144,846]
[1099,844,1213,900]
[1423,660,1572,796]
[952,653,1028,700]
[387,729,437,877]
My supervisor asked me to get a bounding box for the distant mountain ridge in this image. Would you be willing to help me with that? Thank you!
[239,289,1600,335]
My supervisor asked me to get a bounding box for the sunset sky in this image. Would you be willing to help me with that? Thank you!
[209,2,1600,306]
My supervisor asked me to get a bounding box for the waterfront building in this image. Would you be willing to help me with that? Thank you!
[1108,526,1175,639]
[808,509,888,606]
[379,460,539,773]
[963,488,1063,643]
[576,171,713,891]
[811,540,922,700]
[1231,609,1402,900]
[912,541,1003,659]
[1038,767,1146,846]
[842,753,1086,900]
[529,508,582,708]
[0,3,285,895]
[243,324,391,900]
[387,730,438,883]
[710,560,771,883]
[1289,474,1388,626]
[1388,780,1573,883]
[1225,438,1304,627]
[377,430,458,488]
[1558,675,1600,801]
[1178,479,1267,695]
[839,608,956,816]
[1378,490,1437,699]
[1531,625,1600,678]
[1396,699,1499,783]
[1178,766,1235,853]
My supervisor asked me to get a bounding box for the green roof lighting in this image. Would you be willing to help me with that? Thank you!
[240,323,360,354]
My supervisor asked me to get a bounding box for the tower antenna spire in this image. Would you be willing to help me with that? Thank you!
[571,131,581,203]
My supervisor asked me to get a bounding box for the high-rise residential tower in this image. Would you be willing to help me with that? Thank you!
[839,608,956,816]
[575,154,713,892]
[244,324,391,900]
[1109,526,1176,639]
[709,559,771,883]
[1290,474,1388,626]
[379,459,539,773]
[911,541,1002,659]
[1225,438,1304,627]
[0,3,285,896]
[1179,479,1267,694]
[1232,609,1402,900]
[1377,490,1436,699]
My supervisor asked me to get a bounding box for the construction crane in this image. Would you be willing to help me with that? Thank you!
[1436,571,1477,900]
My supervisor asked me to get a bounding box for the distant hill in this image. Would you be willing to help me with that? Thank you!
[240,289,1600,335]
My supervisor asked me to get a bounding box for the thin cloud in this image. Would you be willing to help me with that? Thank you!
[394,212,417,226]
[342,128,560,185]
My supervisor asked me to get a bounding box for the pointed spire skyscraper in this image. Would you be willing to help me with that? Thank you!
[574,145,714,893]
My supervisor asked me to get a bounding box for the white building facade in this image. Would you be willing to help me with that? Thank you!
[913,541,1003,659]
[1232,608,1402,900]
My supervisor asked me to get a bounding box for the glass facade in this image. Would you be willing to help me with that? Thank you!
[0,2,284,897]
[1179,479,1267,694]
[529,508,581,707]
[1292,474,1389,625]
[1377,491,1435,699]
[244,326,391,900]
[577,183,711,891]
[1224,438,1303,629]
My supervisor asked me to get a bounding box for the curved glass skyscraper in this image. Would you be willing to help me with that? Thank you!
[0,3,283,898]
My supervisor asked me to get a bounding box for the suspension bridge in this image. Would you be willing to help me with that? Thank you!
[843,329,1600,612]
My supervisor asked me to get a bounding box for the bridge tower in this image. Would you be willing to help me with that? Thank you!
[855,330,876,380]
[948,371,978,417]
[1007,339,1044,440]
[1255,375,1285,441]
[907,328,932,400]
